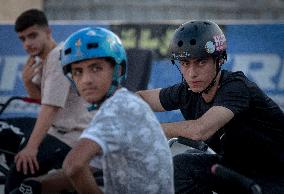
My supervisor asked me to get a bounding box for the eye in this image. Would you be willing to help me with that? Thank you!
[71,68,82,77]
[180,61,190,67]
[19,36,25,42]
[28,32,38,40]
[198,59,208,66]
[90,63,103,72]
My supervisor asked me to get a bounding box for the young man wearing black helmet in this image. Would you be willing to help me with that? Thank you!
[137,20,284,194]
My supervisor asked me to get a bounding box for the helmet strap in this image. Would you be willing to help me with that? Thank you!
[200,58,221,94]
[171,60,185,83]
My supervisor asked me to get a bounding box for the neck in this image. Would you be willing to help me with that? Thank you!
[39,39,57,60]
[201,71,222,103]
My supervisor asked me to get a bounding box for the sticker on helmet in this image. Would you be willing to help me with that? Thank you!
[107,35,117,51]
[75,39,82,56]
[213,34,226,51]
[205,41,215,54]
[172,51,191,60]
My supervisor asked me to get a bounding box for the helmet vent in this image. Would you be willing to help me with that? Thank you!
[180,27,184,31]
[190,39,196,45]
[64,48,71,55]
[178,40,183,47]
[87,43,98,49]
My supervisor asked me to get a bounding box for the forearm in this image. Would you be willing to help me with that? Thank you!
[24,81,41,100]
[63,139,103,194]
[161,120,206,140]
[136,89,165,112]
[69,166,103,194]
[162,106,234,140]
[27,104,60,148]
[39,170,75,194]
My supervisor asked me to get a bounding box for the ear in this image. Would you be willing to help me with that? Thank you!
[44,27,52,38]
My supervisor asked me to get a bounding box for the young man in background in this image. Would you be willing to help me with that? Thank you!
[5,9,94,193]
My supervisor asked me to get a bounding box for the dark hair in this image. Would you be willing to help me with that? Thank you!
[15,9,48,32]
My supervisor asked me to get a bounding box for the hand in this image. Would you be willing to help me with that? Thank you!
[15,145,40,175]
[22,57,42,84]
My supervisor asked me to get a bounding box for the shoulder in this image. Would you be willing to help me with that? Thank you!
[46,43,63,63]
[219,70,254,92]
[160,82,190,101]
[221,70,248,85]
[220,70,265,96]
[102,88,148,113]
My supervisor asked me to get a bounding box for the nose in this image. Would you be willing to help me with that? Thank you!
[81,71,93,84]
[186,65,198,79]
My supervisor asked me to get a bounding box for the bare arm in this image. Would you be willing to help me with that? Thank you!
[162,106,234,140]
[136,89,165,112]
[15,104,60,174]
[36,169,74,194]
[22,57,41,99]
[63,138,103,194]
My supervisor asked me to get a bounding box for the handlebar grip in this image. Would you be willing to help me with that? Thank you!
[22,97,41,104]
[211,164,262,194]
[177,136,208,152]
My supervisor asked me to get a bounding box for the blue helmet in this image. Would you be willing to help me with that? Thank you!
[61,27,127,81]
[61,27,127,110]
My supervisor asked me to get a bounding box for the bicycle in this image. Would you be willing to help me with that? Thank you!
[0,96,40,185]
[169,136,262,194]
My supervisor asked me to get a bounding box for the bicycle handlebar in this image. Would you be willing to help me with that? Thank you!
[0,96,40,115]
[169,136,209,152]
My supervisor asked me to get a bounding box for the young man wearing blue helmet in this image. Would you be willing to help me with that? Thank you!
[58,27,174,194]
[59,27,173,194]
[10,28,174,194]
[137,20,284,194]
[10,27,174,194]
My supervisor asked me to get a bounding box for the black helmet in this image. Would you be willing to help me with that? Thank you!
[169,20,227,64]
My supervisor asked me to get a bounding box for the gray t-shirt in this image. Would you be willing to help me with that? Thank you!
[81,88,174,194]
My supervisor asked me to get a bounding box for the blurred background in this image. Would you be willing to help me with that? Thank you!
[0,0,284,122]
[1,0,284,22]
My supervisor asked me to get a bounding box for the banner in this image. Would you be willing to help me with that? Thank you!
[0,23,283,122]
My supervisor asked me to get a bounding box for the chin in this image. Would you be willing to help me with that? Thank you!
[85,97,98,104]
[28,51,40,57]
[189,87,202,93]
[85,95,104,104]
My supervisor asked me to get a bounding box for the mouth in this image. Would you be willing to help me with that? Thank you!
[27,48,37,54]
[189,81,202,86]
[82,87,96,95]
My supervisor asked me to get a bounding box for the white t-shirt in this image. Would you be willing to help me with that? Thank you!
[81,88,174,194]
[40,43,94,146]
